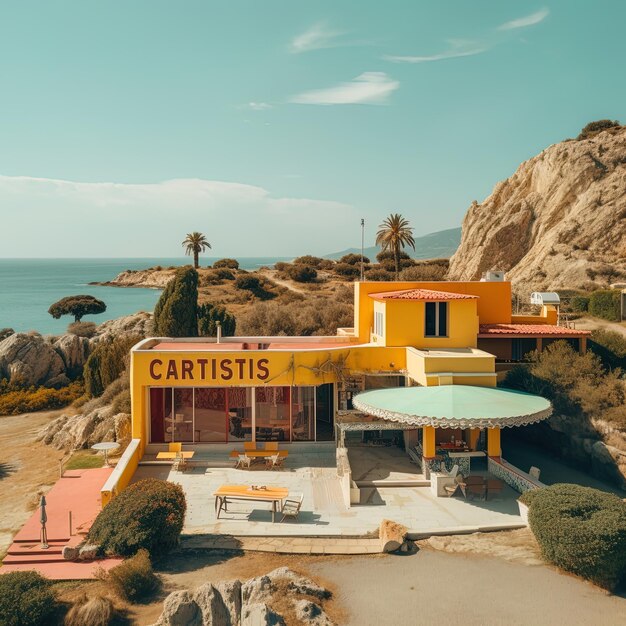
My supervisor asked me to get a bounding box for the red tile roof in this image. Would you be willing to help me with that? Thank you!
[479,324,591,336]
[369,288,479,301]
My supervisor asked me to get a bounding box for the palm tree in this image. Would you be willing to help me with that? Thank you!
[375,213,416,279]
[182,232,211,269]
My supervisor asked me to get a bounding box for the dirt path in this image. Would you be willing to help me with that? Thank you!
[575,316,626,337]
[0,409,69,557]
[257,268,307,294]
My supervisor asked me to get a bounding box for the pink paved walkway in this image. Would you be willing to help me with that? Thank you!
[1,468,123,580]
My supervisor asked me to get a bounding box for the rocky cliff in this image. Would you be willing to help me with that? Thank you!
[448,124,626,291]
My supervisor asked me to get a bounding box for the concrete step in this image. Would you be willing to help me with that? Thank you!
[2,553,68,565]
[356,479,430,488]
[7,544,64,556]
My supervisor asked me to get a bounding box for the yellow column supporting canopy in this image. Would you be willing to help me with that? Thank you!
[423,425,436,458]
[487,427,501,457]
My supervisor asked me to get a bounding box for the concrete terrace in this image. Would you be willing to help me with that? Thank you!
[134,444,525,538]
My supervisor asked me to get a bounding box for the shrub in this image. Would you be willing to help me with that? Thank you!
[197,303,236,336]
[213,267,235,280]
[84,335,142,397]
[334,263,360,279]
[0,380,84,415]
[67,321,97,337]
[48,294,106,322]
[339,253,370,265]
[570,295,590,312]
[286,264,318,283]
[105,549,160,601]
[588,289,621,321]
[400,259,449,281]
[0,571,58,626]
[293,255,325,267]
[577,119,621,140]
[526,484,626,590]
[152,267,199,337]
[235,274,262,291]
[213,258,239,270]
[318,259,335,270]
[88,478,186,557]
[365,269,394,281]
[273,261,290,272]
[589,328,626,370]
[65,594,114,626]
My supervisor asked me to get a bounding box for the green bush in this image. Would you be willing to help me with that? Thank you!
[0,328,15,341]
[0,380,84,415]
[588,289,621,321]
[589,328,626,370]
[339,253,370,266]
[88,478,186,557]
[400,260,448,281]
[197,303,236,336]
[570,295,590,312]
[526,484,626,590]
[105,549,160,601]
[84,335,142,397]
[153,267,199,337]
[235,274,262,291]
[365,268,394,281]
[293,255,325,267]
[287,264,318,283]
[577,119,620,140]
[213,258,239,270]
[0,571,58,626]
[334,263,360,279]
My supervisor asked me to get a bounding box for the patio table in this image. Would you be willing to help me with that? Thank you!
[228,450,288,459]
[156,451,195,460]
[213,484,289,523]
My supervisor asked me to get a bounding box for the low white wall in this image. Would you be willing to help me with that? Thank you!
[488,457,544,494]
[336,447,360,508]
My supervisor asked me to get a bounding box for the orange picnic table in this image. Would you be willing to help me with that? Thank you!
[213,484,289,523]
[228,450,288,459]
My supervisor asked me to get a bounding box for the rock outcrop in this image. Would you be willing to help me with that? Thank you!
[152,568,334,626]
[0,332,68,387]
[95,268,177,289]
[448,125,626,292]
[39,409,130,450]
[0,311,151,389]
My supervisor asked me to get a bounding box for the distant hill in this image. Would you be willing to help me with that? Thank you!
[324,227,461,261]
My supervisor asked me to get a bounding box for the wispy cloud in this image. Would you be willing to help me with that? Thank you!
[244,102,273,110]
[384,39,488,64]
[289,22,345,54]
[290,72,399,106]
[497,7,549,31]
[0,175,358,257]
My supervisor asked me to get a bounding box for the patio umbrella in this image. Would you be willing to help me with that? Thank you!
[39,495,49,549]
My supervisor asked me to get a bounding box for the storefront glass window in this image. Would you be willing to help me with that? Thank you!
[226,388,253,441]
[291,386,315,441]
[173,388,194,442]
[194,388,227,442]
[255,387,290,442]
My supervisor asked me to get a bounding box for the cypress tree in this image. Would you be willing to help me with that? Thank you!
[153,267,199,337]
[197,303,236,337]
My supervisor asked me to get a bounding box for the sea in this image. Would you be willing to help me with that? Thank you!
[0,258,289,335]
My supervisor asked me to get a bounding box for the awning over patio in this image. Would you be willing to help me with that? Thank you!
[351,385,552,429]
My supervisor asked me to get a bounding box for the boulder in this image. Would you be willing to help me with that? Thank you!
[241,574,273,605]
[78,543,99,560]
[379,519,408,553]
[215,580,242,625]
[62,545,80,561]
[53,334,90,378]
[92,312,152,343]
[294,600,334,626]
[153,591,202,626]
[591,441,626,489]
[193,583,235,626]
[241,603,284,626]
[264,567,330,600]
[0,332,66,386]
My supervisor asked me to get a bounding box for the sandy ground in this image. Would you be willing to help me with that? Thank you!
[575,316,626,337]
[0,409,69,557]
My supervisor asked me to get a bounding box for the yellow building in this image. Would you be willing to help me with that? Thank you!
[104,278,589,504]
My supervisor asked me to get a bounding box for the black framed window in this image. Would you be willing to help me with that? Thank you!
[425,301,448,337]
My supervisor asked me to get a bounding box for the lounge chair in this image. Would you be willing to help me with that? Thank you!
[264,442,279,452]
[445,464,459,479]
[244,442,257,452]
[265,454,285,471]
[443,474,466,499]
[235,454,252,470]
[280,494,304,522]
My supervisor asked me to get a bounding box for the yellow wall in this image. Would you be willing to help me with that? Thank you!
[383,298,479,349]
[131,345,407,443]
[354,280,512,343]
[512,305,558,325]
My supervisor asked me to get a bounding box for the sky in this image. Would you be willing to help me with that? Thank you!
[0,1,624,258]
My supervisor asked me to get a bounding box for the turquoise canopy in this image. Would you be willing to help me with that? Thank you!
[352,385,552,429]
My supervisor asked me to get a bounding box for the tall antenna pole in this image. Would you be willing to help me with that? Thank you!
[360,218,365,281]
